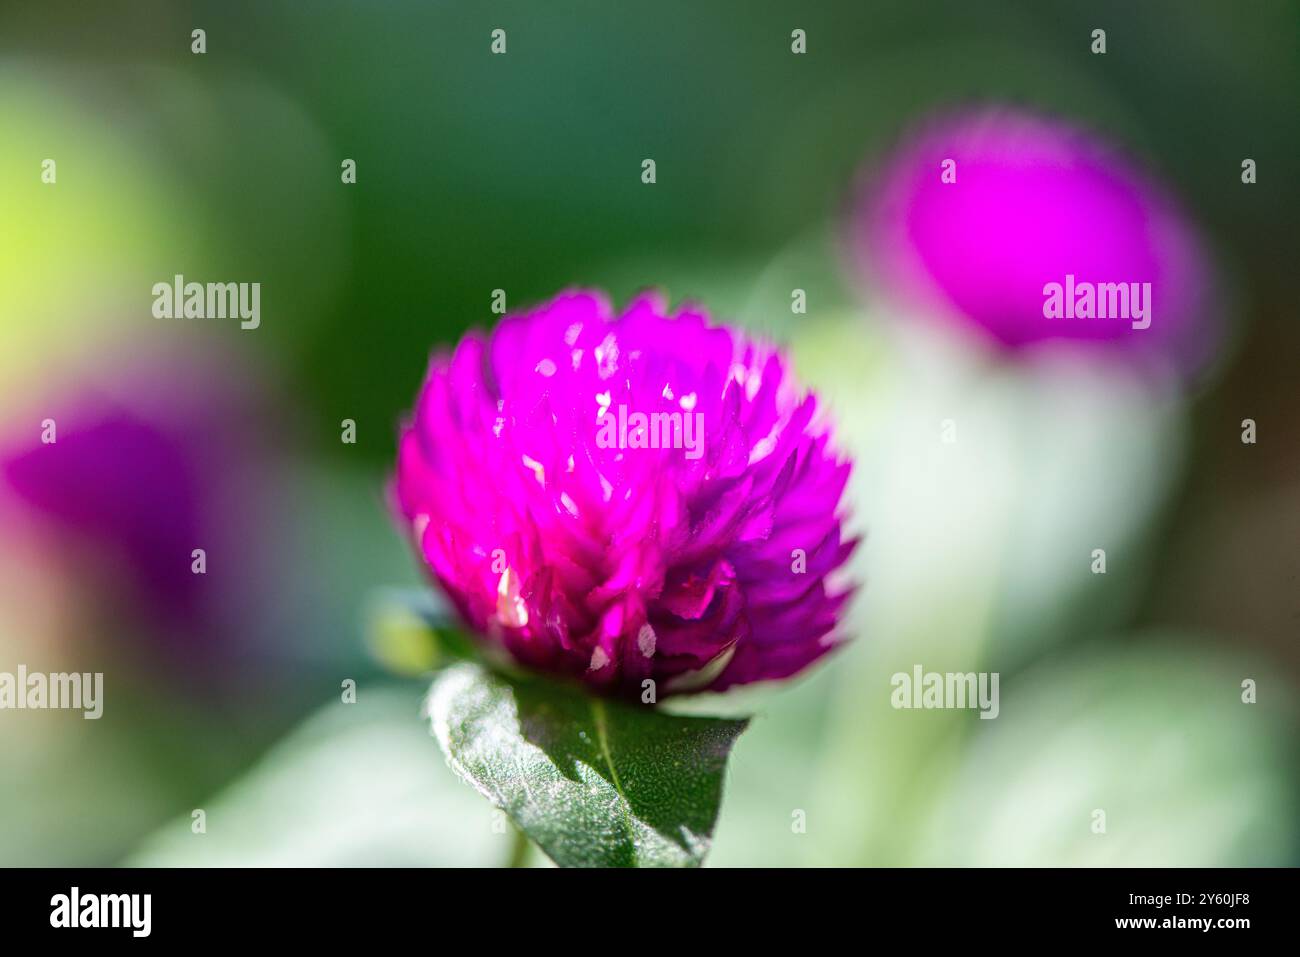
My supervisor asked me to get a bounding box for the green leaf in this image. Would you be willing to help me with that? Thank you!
[364,586,474,675]
[425,661,749,867]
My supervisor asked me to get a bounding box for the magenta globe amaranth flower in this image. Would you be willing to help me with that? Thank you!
[856,106,1217,372]
[396,291,856,698]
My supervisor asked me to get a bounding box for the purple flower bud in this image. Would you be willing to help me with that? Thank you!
[855,107,1217,374]
[395,291,857,697]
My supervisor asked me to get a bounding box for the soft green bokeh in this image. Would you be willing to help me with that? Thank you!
[130,685,512,867]
[912,641,1297,866]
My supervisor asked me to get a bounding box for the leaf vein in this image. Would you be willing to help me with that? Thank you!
[591,698,637,859]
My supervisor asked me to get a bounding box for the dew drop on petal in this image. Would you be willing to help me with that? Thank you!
[496,567,530,628]
[521,453,546,486]
[637,623,657,658]
[595,333,620,380]
[749,433,777,463]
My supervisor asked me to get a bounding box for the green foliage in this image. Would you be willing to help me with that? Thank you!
[427,662,748,867]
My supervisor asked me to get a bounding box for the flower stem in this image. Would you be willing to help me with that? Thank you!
[506,824,532,868]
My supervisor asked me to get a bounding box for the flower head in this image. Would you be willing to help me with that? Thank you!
[396,291,856,697]
[855,106,1216,372]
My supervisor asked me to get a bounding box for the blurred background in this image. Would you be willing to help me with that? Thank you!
[1,0,1297,866]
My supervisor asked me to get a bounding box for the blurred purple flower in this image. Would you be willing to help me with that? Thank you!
[0,354,273,668]
[7,409,203,622]
[396,291,856,697]
[855,107,1217,371]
